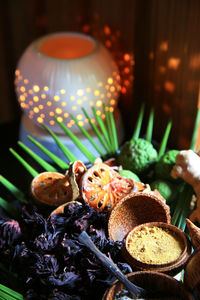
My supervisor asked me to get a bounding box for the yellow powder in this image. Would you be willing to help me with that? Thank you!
[127,226,184,264]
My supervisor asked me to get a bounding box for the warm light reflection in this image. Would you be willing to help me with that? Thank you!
[33,85,40,92]
[164,81,175,93]
[160,41,168,51]
[54,95,60,101]
[168,58,180,70]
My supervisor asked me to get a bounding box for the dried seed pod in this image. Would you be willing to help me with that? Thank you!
[81,162,146,211]
[31,171,73,207]
[186,218,200,250]
[68,160,87,199]
[184,248,200,293]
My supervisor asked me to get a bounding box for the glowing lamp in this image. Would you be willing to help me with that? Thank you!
[15,32,123,160]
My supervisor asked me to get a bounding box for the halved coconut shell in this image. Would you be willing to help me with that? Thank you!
[108,192,171,242]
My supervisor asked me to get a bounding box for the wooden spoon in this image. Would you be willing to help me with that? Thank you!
[78,231,146,299]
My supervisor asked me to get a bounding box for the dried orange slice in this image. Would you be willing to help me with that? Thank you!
[31,171,73,206]
[81,162,138,211]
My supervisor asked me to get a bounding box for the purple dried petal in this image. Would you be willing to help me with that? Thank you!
[0,219,21,246]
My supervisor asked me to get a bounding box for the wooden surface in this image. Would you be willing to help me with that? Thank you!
[1,0,200,149]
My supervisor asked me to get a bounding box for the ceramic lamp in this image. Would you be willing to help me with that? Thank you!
[15,32,123,160]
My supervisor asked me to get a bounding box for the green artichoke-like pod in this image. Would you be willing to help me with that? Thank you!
[118,169,141,182]
[150,179,178,204]
[155,149,179,182]
[117,138,158,174]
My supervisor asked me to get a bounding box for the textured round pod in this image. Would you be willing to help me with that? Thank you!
[31,171,73,207]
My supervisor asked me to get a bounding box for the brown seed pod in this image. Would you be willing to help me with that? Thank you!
[81,162,145,211]
[186,218,200,250]
[31,171,73,207]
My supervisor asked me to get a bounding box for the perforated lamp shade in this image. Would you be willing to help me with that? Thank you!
[15,32,120,134]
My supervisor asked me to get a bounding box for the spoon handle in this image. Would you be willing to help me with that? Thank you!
[78,231,145,299]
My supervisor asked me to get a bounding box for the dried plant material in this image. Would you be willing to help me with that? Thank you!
[81,162,144,211]
[186,218,200,250]
[31,171,73,206]
[68,160,87,197]
[126,226,184,264]
[171,150,200,223]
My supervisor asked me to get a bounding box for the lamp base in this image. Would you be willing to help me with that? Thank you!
[19,111,124,164]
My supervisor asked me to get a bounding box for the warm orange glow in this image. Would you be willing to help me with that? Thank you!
[162,103,171,114]
[72,106,77,110]
[33,96,39,102]
[104,25,111,35]
[41,93,46,99]
[77,114,82,120]
[124,54,130,61]
[50,120,55,125]
[94,90,100,96]
[29,101,33,106]
[110,99,116,105]
[49,111,54,116]
[108,77,113,84]
[70,96,75,101]
[149,52,154,60]
[47,101,52,106]
[54,95,60,101]
[96,110,101,116]
[44,86,49,91]
[40,113,45,118]
[15,70,20,76]
[57,116,63,123]
[189,53,200,70]
[110,86,115,92]
[39,105,44,109]
[159,66,166,74]
[56,108,62,114]
[86,88,91,93]
[39,35,95,59]
[64,113,69,118]
[98,82,103,87]
[78,121,84,127]
[24,79,29,84]
[20,86,26,92]
[20,95,25,101]
[83,96,88,100]
[96,100,102,107]
[124,67,130,74]
[168,58,180,70]
[37,117,44,123]
[90,101,94,106]
[164,81,175,93]
[28,89,33,94]
[105,40,111,48]
[33,85,40,92]
[33,107,39,113]
[160,41,168,51]
[61,102,67,106]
